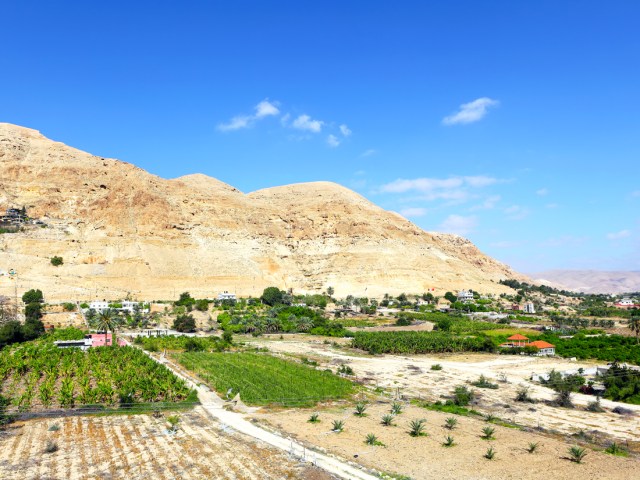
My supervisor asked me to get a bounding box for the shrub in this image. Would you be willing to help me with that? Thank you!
[554,390,574,409]
[568,445,587,463]
[332,419,344,432]
[308,413,320,423]
[431,364,443,371]
[50,256,63,266]
[444,417,458,430]
[337,364,354,376]
[48,424,60,432]
[381,414,395,426]
[586,397,604,413]
[527,442,539,453]
[442,435,455,447]
[604,442,628,457]
[472,375,499,389]
[62,302,76,312]
[481,426,496,440]
[183,338,205,352]
[354,402,368,417]
[80,302,89,309]
[44,440,59,453]
[166,415,181,433]
[515,385,535,403]
[452,385,474,406]
[22,289,44,304]
[365,433,384,446]
[195,299,209,312]
[484,447,496,460]
[409,419,427,437]
[391,402,403,415]
[173,314,196,333]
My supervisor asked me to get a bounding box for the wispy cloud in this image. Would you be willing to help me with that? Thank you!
[536,188,549,196]
[380,175,502,194]
[360,149,377,157]
[607,230,631,240]
[339,124,352,137]
[399,207,428,218]
[470,195,501,211]
[438,214,478,236]
[504,205,530,220]
[326,134,340,147]
[217,99,280,131]
[292,114,324,133]
[442,97,499,126]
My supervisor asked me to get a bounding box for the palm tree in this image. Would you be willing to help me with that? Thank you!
[96,309,118,346]
[628,315,640,344]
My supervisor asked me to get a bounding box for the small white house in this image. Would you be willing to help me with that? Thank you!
[523,302,536,314]
[217,291,237,301]
[529,340,555,356]
[615,298,635,308]
[89,301,110,313]
[88,300,148,314]
[457,290,474,303]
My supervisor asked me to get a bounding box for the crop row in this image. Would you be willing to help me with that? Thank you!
[0,343,194,411]
[175,352,354,406]
[351,331,495,354]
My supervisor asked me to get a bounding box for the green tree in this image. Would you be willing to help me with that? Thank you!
[444,291,457,303]
[175,292,196,308]
[173,314,196,332]
[50,256,64,266]
[95,309,118,347]
[327,286,335,297]
[22,289,44,304]
[261,287,283,306]
[25,302,43,321]
[195,299,209,311]
[628,313,640,344]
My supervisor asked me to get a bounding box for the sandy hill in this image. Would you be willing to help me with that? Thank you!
[0,123,524,301]
[533,270,640,294]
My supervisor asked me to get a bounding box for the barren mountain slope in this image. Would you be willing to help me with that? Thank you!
[0,123,523,301]
[533,269,640,294]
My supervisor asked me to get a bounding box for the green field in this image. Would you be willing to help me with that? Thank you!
[351,331,496,354]
[0,342,194,412]
[174,352,354,406]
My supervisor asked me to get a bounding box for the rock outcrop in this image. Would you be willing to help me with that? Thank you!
[0,123,524,301]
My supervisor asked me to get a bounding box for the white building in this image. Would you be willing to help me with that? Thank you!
[217,291,237,301]
[615,298,635,308]
[88,300,148,314]
[457,290,474,303]
[523,302,536,314]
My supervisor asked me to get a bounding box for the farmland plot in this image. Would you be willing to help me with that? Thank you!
[175,352,354,406]
[0,407,319,479]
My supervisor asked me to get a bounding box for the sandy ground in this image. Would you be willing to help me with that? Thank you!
[256,401,638,480]
[247,336,640,442]
[0,407,333,480]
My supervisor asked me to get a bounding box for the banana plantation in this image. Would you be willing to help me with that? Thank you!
[0,343,194,412]
[351,331,496,354]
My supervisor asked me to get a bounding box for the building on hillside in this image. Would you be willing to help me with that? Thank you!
[528,340,555,356]
[511,304,521,311]
[217,291,237,301]
[54,338,92,351]
[88,300,148,314]
[457,290,474,303]
[615,298,636,308]
[500,334,529,348]
[523,302,536,314]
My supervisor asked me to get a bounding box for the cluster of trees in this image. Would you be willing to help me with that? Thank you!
[601,363,640,404]
[499,279,582,298]
[0,289,46,349]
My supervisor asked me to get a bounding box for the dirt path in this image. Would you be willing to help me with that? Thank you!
[148,351,379,480]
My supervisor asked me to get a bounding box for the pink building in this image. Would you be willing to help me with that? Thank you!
[90,333,127,347]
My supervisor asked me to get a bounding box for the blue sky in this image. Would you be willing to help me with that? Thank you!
[2,1,639,273]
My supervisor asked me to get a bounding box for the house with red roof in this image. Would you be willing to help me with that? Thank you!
[527,340,555,356]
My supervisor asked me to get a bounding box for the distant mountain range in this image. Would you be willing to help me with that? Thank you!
[532,270,640,294]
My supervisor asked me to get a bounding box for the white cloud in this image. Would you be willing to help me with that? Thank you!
[217,115,252,132]
[380,175,501,194]
[218,99,280,131]
[292,114,323,133]
[399,207,428,218]
[504,205,530,220]
[490,240,521,248]
[536,188,549,196]
[470,195,501,211]
[442,97,499,126]
[439,214,478,236]
[254,100,280,118]
[606,230,631,240]
[339,124,352,137]
[360,149,377,157]
[327,134,340,147]
[632,190,640,197]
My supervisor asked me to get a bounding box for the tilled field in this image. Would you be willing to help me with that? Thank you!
[0,407,323,480]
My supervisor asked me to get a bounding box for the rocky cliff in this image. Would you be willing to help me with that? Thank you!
[0,123,523,301]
